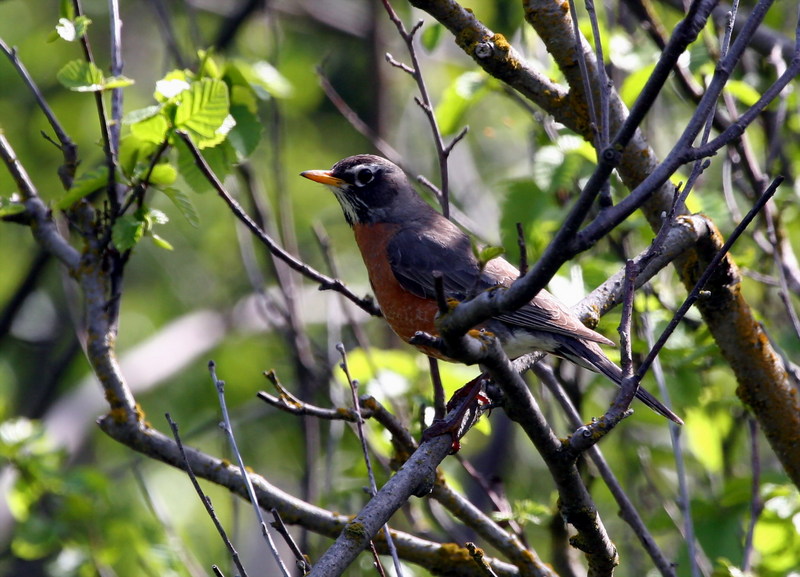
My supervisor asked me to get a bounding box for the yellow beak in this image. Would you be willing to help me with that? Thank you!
[300,170,346,187]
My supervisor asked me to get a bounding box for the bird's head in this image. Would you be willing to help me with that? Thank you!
[301,155,425,226]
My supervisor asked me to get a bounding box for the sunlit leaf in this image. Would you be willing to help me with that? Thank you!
[155,77,191,100]
[174,78,230,148]
[130,112,169,144]
[150,233,174,251]
[725,80,761,107]
[56,166,110,209]
[112,214,145,251]
[620,63,655,108]
[103,75,134,89]
[148,163,177,186]
[56,60,104,92]
[249,61,293,99]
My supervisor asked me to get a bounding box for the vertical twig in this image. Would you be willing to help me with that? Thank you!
[381,0,468,219]
[336,344,404,577]
[641,310,700,577]
[165,413,250,577]
[208,361,291,577]
[636,177,782,381]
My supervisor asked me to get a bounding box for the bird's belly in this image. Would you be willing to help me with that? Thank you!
[353,224,441,349]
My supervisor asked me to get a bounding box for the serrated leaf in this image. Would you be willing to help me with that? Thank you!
[57,60,105,92]
[112,214,145,251]
[56,166,110,209]
[174,79,230,148]
[161,187,200,228]
[421,22,443,51]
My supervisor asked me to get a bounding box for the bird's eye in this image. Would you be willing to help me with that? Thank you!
[355,167,374,187]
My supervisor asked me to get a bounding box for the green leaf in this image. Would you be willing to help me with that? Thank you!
[56,60,105,92]
[435,72,486,136]
[148,164,177,186]
[161,187,200,228]
[175,138,236,193]
[421,22,443,52]
[619,63,656,108]
[174,79,231,148]
[150,233,174,251]
[249,61,293,99]
[0,197,26,218]
[725,80,761,107]
[477,245,505,266]
[56,166,110,210]
[112,214,145,252]
[104,75,135,89]
[197,49,222,79]
[123,105,163,125]
[227,103,262,159]
[130,112,169,145]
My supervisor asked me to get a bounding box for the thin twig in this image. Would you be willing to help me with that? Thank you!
[336,344,404,577]
[636,177,782,380]
[175,130,380,316]
[73,0,120,214]
[165,413,250,577]
[315,67,403,165]
[535,363,677,577]
[271,510,311,574]
[381,0,467,218]
[641,309,699,577]
[0,38,78,189]
[208,361,291,577]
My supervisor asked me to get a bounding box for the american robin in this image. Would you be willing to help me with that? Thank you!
[301,154,682,425]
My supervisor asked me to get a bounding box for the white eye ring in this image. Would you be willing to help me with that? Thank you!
[355,167,374,187]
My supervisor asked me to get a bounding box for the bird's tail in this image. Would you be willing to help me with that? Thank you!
[557,337,684,425]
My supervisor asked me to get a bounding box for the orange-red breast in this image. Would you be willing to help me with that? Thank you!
[301,154,682,424]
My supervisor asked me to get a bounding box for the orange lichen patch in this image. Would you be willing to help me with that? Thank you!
[491,33,510,53]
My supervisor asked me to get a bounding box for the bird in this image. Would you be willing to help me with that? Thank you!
[301,154,682,425]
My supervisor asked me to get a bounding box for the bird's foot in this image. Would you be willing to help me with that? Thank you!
[422,375,492,453]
